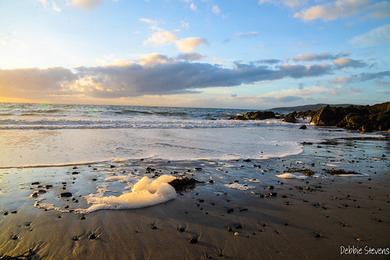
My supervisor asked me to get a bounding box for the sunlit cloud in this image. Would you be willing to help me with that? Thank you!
[294,0,390,21]
[175,37,208,53]
[145,30,177,45]
[258,0,308,9]
[293,52,349,62]
[71,0,101,9]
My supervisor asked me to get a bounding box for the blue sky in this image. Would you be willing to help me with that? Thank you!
[0,0,389,108]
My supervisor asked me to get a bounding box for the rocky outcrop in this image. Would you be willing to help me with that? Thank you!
[229,111,278,120]
[230,102,389,132]
[310,102,390,132]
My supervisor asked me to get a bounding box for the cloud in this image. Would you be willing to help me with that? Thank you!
[211,4,221,15]
[350,24,390,46]
[333,58,366,68]
[176,52,205,61]
[332,71,390,84]
[294,0,368,21]
[71,0,101,8]
[175,37,208,53]
[143,25,207,53]
[293,52,349,62]
[0,56,339,99]
[235,31,260,38]
[258,0,307,8]
[37,0,62,12]
[186,0,197,11]
[356,71,390,81]
[0,67,75,98]
[139,18,159,27]
[145,30,177,45]
[255,59,281,64]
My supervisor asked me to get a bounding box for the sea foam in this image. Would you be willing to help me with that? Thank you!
[78,175,177,213]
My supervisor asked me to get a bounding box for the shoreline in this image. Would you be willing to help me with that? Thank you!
[1,136,389,259]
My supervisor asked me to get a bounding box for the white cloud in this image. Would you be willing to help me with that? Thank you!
[139,18,159,27]
[190,2,197,11]
[37,0,62,12]
[350,24,390,46]
[145,30,177,45]
[175,37,207,53]
[71,0,101,8]
[211,4,221,15]
[258,0,307,8]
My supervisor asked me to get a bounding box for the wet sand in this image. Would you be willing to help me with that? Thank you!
[0,137,389,259]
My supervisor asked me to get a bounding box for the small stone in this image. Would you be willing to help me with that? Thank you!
[189,235,198,244]
[88,233,97,240]
[233,232,239,236]
[60,192,72,198]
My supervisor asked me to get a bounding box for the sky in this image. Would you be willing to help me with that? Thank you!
[0,0,389,109]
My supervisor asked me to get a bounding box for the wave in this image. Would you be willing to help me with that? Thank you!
[0,118,291,130]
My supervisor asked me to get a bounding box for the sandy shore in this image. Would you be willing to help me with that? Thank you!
[0,137,389,259]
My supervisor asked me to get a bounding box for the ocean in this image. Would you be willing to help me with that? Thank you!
[0,103,372,168]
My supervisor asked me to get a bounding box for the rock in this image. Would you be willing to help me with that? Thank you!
[310,102,390,132]
[88,233,97,240]
[60,192,72,198]
[283,112,298,123]
[169,177,202,192]
[71,171,79,175]
[299,125,307,129]
[230,111,277,120]
[189,235,198,244]
[177,225,186,232]
[31,182,40,185]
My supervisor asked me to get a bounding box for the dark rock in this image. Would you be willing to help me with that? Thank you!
[31,182,40,185]
[189,235,198,244]
[169,177,202,192]
[71,171,79,175]
[230,111,277,120]
[310,102,390,132]
[88,233,97,240]
[227,208,234,214]
[177,225,186,232]
[299,125,307,129]
[283,111,298,123]
[60,192,72,198]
